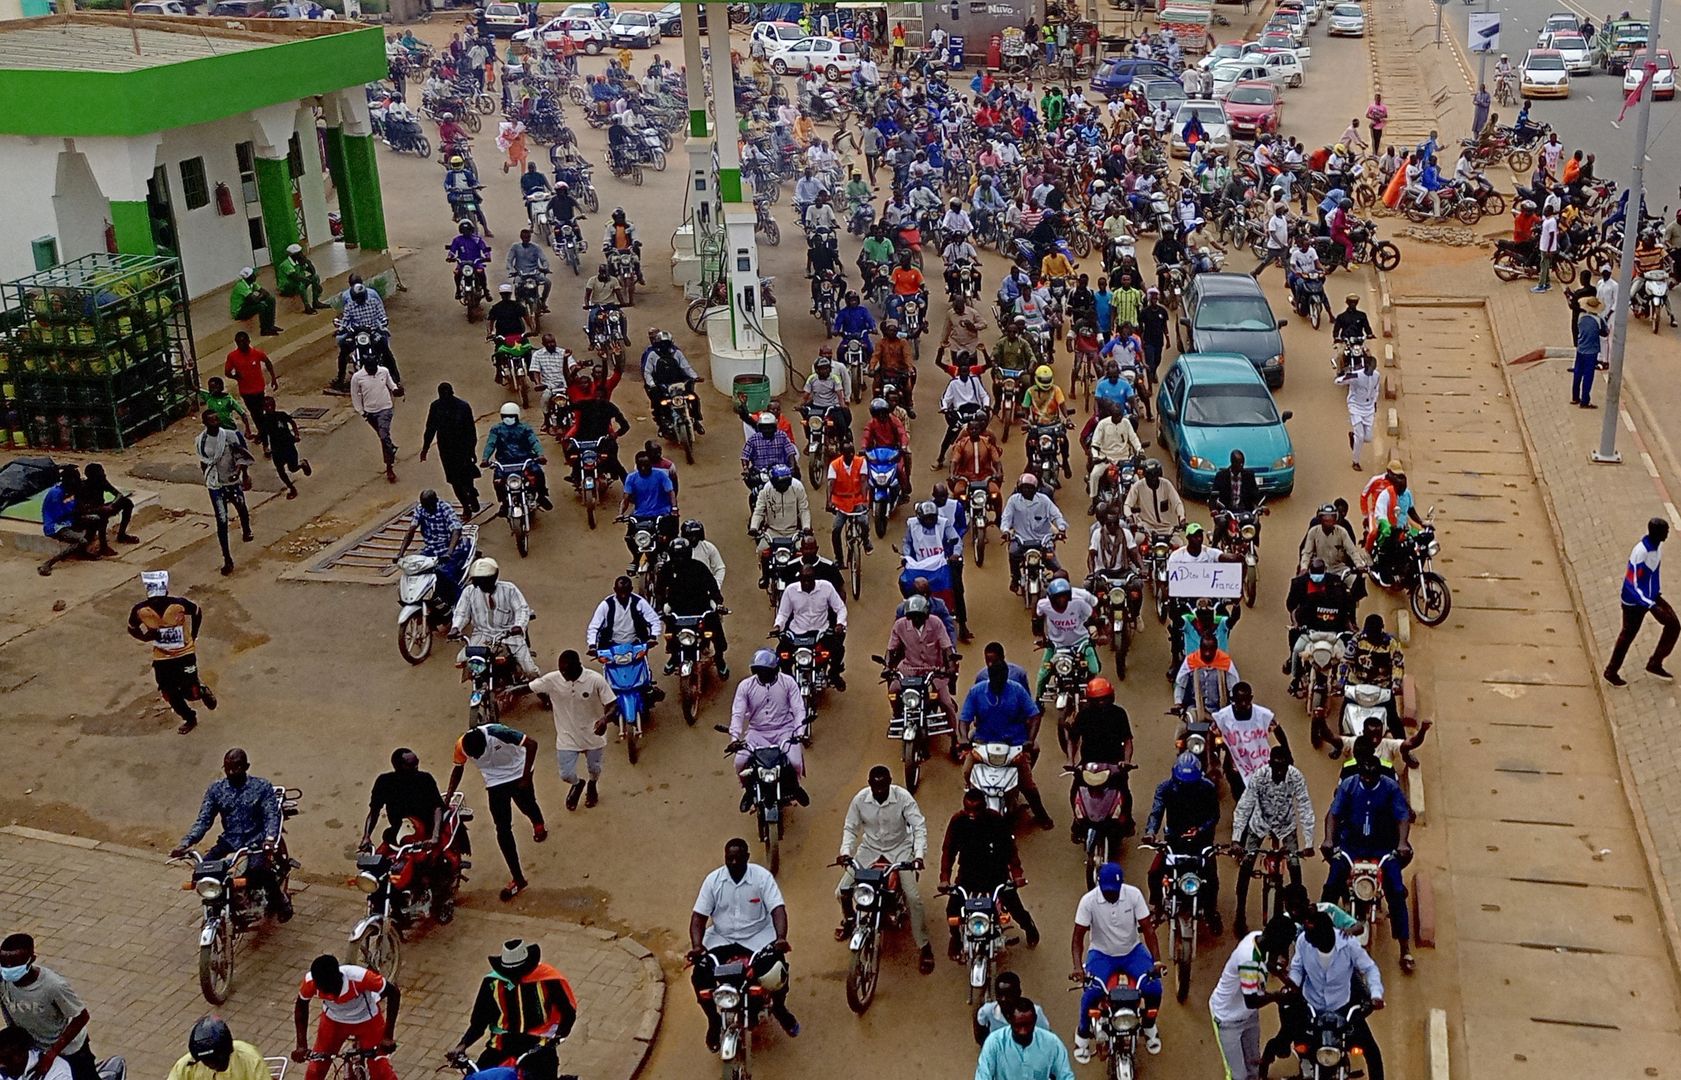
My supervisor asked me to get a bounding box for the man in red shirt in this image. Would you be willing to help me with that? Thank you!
[225,332,278,452]
[863,397,911,492]
[292,955,400,1080]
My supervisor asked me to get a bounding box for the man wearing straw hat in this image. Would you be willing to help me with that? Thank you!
[1572,295,1609,408]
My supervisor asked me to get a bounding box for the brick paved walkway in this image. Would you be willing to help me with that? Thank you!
[0,828,661,1080]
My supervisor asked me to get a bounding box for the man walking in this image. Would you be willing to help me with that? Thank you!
[1571,296,1607,407]
[421,383,482,517]
[1251,206,1291,277]
[0,935,96,1080]
[1335,347,1381,470]
[1606,516,1679,685]
[514,650,616,811]
[195,411,254,577]
[350,355,402,484]
[1533,204,1560,293]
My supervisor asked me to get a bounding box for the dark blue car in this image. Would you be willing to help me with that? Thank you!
[1089,57,1177,98]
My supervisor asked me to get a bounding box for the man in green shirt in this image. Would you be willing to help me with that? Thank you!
[1111,272,1145,330]
[199,377,256,440]
[992,318,1039,373]
[860,230,895,268]
[275,244,323,313]
[229,267,281,336]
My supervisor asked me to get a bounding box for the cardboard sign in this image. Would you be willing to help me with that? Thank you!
[1166,560,1243,598]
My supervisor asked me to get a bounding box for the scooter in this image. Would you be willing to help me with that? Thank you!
[396,524,479,665]
[865,446,904,538]
[600,638,655,764]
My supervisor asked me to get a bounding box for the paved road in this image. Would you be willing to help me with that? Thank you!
[0,11,1450,1080]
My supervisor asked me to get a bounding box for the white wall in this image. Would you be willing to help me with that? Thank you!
[157,116,262,298]
[294,105,330,249]
[52,151,110,268]
[0,137,66,286]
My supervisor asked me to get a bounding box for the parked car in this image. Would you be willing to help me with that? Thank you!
[264,2,334,15]
[1211,60,1271,98]
[752,20,805,51]
[208,0,267,15]
[1170,100,1232,156]
[610,10,661,47]
[654,2,681,35]
[1156,354,1296,498]
[1177,272,1288,387]
[1521,48,1572,97]
[1240,47,1307,86]
[1625,47,1676,98]
[1223,81,1285,137]
[1542,11,1580,35]
[1265,10,1307,44]
[1537,30,1591,72]
[1199,40,1250,71]
[1136,75,1189,114]
[132,1,192,12]
[481,1,528,35]
[1327,4,1366,36]
[513,15,609,53]
[1252,31,1310,60]
[1090,56,1177,97]
[770,36,861,79]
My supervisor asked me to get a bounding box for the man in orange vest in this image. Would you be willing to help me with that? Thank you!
[449,939,578,1069]
[826,436,872,565]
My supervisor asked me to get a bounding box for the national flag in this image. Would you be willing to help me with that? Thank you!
[1181,112,1206,148]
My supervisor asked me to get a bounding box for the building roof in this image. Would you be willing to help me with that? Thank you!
[0,14,385,137]
[0,22,287,73]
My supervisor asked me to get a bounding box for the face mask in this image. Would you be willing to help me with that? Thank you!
[0,965,28,984]
[502,416,517,426]
[755,669,778,686]
[1309,573,1325,584]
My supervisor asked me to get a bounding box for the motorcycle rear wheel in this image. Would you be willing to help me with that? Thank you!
[845,930,881,1014]
[762,219,781,246]
[516,370,531,409]
[1491,253,1522,282]
[198,917,234,1004]
[414,135,432,159]
[1114,620,1131,681]
[1410,571,1452,626]
[681,673,700,725]
[1308,295,1322,330]
[357,920,403,982]
[398,612,432,665]
[874,501,889,539]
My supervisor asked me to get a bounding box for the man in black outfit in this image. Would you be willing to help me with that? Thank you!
[939,788,1040,960]
[655,537,730,678]
[422,383,482,517]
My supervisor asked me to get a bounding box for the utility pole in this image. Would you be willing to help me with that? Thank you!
[1595,0,1663,463]
[1476,0,1491,87]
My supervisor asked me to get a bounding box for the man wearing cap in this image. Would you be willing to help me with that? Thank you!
[1335,343,1381,470]
[1001,473,1069,591]
[275,244,323,313]
[1070,862,1162,1063]
[836,765,935,973]
[449,940,578,1067]
[1571,295,1608,408]
[229,267,281,337]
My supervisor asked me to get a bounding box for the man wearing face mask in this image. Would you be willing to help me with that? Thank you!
[1001,473,1068,592]
[688,838,797,1052]
[0,937,93,1080]
[728,651,812,808]
[836,765,935,973]
[170,748,292,920]
[1284,557,1356,709]
[481,402,552,512]
[1231,744,1314,939]
[335,276,399,391]
[773,560,849,690]
[165,1017,268,1080]
[1322,747,1414,976]
[1288,907,1386,1079]
[450,558,540,680]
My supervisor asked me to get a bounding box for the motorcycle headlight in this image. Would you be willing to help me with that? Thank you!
[677,628,699,647]
[1025,549,1043,566]
[901,689,923,710]
[1152,542,1170,559]
[1186,733,1206,756]
[758,766,781,784]
[1054,655,1074,676]
[1240,524,1257,540]
[1351,875,1380,902]
[1038,435,1053,450]
[356,871,382,894]
[773,549,793,565]
[1113,1009,1141,1033]
[852,882,879,909]
[794,647,815,667]
[1178,873,1202,897]
[712,985,742,1012]
[1316,1047,1345,1068]
[971,490,987,507]
[966,912,992,938]
[635,530,653,550]
[195,878,225,901]
[809,416,825,432]
[506,474,524,491]
[1427,540,1441,556]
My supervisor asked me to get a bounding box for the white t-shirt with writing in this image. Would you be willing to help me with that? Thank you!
[1036,595,1096,647]
[1213,704,1276,778]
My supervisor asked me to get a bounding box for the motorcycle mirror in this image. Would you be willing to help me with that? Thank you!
[1281,410,1294,421]
[1276,319,1289,328]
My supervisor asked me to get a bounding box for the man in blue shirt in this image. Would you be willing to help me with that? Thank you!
[1571,295,1608,407]
[1092,359,1137,415]
[1287,907,1386,1080]
[395,489,469,605]
[1321,748,1413,971]
[170,748,292,920]
[619,450,677,560]
[971,641,1033,695]
[482,402,551,511]
[37,465,112,576]
[960,654,1054,828]
[832,292,877,346]
[974,997,1074,1080]
[1607,515,1678,685]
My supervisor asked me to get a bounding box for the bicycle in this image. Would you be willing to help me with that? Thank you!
[839,508,871,599]
[304,1043,391,1080]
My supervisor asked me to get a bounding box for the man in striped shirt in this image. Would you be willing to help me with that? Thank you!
[1606,516,1678,685]
[1208,918,1296,1080]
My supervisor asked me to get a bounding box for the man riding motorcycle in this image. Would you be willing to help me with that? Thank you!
[642,332,705,437]
[1001,472,1068,588]
[481,403,551,511]
[394,488,471,606]
[837,765,935,973]
[1144,753,1222,933]
[1022,365,1073,475]
[170,748,292,920]
[1033,577,1100,701]
[749,465,811,585]
[1323,746,1414,975]
[656,538,729,678]
[1343,613,1406,736]
[444,156,491,235]
[1285,555,1357,696]
[450,557,540,680]
[600,207,645,285]
[687,837,797,1051]
[862,397,913,491]
[1122,459,1186,542]
[939,787,1041,959]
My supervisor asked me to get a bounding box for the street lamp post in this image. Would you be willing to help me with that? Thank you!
[1595,0,1664,463]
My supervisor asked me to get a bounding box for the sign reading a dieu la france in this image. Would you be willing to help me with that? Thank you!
[1167,561,1244,599]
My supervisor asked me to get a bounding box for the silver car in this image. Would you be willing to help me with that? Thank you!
[1328,4,1366,36]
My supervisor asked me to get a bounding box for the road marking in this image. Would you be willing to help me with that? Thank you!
[1623,409,1637,432]
[1644,452,1661,477]
[1668,501,1681,529]
[1429,1008,1451,1080]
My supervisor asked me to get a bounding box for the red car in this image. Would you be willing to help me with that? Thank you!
[1222,80,1285,138]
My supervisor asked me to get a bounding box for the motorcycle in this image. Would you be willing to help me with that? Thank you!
[694,943,789,1080]
[170,782,302,1004]
[1299,629,1346,746]
[838,857,920,1014]
[1228,837,1312,930]
[514,272,546,334]
[621,513,671,597]
[396,524,480,665]
[1331,851,1395,951]
[839,334,870,403]
[761,535,799,610]
[524,191,554,249]
[1632,268,1677,334]
[349,792,472,980]
[898,292,927,361]
[1090,568,1144,681]
[553,219,583,275]
[865,446,904,538]
[1212,500,1265,608]
[1067,762,1135,888]
[949,258,981,300]
[633,126,667,172]
[1026,422,1066,491]
[875,656,956,793]
[588,304,628,373]
[660,382,701,465]
[1141,839,1215,1003]
[802,405,844,489]
[1013,542,1053,611]
[1399,182,1483,225]
[1043,637,1094,747]
[813,272,840,335]
[1295,1002,1375,1080]
[943,883,1020,1006]
[1290,271,1331,330]
[1491,243,1575,285]
[718,726,806,875]
[600,638,654,764]
[1371,508,1451,625]
[954,475,996,568]
[493,458,542,557]
[778,629,830,725]
[569,436,615,529]
[1141,529,1174,623]
[491,333,535,408]
[460,633,524,725]
[667,605,724,725]
[968,741,1024,818]
[1332,333,1372,377]
[448,255,488,322]
[608,247,640,307]
[992,366,1026,440]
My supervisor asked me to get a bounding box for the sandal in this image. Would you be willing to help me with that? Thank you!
[1399,951,1416,974]
[499,879,527,901]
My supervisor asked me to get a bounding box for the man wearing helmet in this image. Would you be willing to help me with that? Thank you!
[168,1017,268,1080]
[872,320,917,417]
[641,331,704,437]
[801,349,852,431]
[742,412,799,484]
[450,557,539,679]
[750,465,812,585]
[1001,472,1069,589]
[446,221,494,315]
[1022,365,1073,476]
[1033,576,1101,701]
[863,396,912,491]
[655,535,730,678]
[1066,677,1134,827]
[481,402,551,511]
[1144,752,1222,931]
[443,155,491,236]
[832,289,878,352]
[601,207,644,284]
[486,282,529,343]
[545,180,580,233]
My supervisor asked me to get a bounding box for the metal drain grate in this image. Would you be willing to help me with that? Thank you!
[290,406,329,420]
[285,502,464,585]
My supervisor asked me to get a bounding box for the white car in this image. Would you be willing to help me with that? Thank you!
[512,14,609,53]
[1200,40,1250,71]
[769,37,862,80]
[1625,48,1676,98]
[1211,60,1271,98]
[1170,100,1232,156]
[1299,0,1322,24]
[1537,31,1592,72]
[1328,4,1366,36]
[1521,48,1572,97]
[1542,11,1579,35]
[752,20,805,51]
[481,1,527,36]
[1265,11,1307,44]
[609,10,662,47]
[1241,47,1307,85]
[132,1,191,12]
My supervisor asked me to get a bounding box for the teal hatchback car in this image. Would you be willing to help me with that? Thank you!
[1155,353,1296,498]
